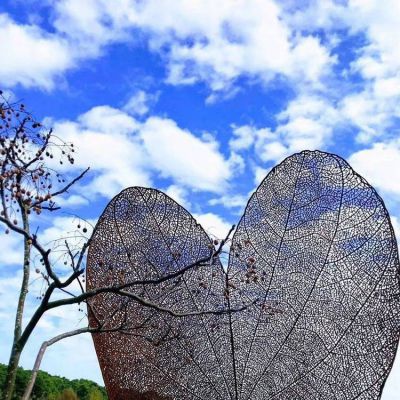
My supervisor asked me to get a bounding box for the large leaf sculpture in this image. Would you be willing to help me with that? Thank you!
[87,151,400,400]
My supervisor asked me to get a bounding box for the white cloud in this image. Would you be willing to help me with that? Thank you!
[273,94,339,156]
[0,212,103,382]
[0,1,134,89]
[56,194,89,208]
[209,194,248,210]
[229,125,258,151]
[123,90,158,116]
[164,185,190,209]
[289,36,335,86]
[391,216,400,244]
[51,105,234,198]
[193,212,232,240]
[0,14,72,89]
[347,0,400,79]
[284,0,347,32]
[348,140,400,196]
[253,166,270,186]
[339,86,400,143]
[78,105,139,134]
[52,106,150,198]
[132,0,335,91]
[0,268,102,383]
[38,327,101,383]
[52,0,133,53]
[0,231,22,266]
[140,116,232,192]
[231,95,339,164]
[40,216,93,246]
[1,1,335,92]
[0,271,24,323]
[284,0,400,143]
[383,349,400,400]
[256,139,287,163]
[227,151,246,176]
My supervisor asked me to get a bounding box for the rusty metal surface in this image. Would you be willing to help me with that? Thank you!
[87,151,400,400]
[86,186,228,399]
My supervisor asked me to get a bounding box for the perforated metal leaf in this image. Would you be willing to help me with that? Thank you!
[227,150,400,399]
[87,151,400,400]
[86,187,233,400]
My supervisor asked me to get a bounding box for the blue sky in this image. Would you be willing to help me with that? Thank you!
[0,0,399,398]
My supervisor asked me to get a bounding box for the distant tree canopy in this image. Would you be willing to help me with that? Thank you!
[0,363,107,400]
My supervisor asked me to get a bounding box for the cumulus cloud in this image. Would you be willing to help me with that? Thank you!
[285,0,400,143]
[3,0,400,138]
[1,0,335,92]
[271,95,339,157]
[348,140,400,196]
[0,210,102,380]
[391,216,400,244]
[51,105,234,198]
[52,106,150,198]
[382,345,400,400]
[140,117,232,192]
[346,0,400,141]
[128,0,334,91]
[123,90,159,116]
[0,14,72,89]
[253,166,270,186]
[230,94,339,168]
[164,185,191,209]
[193,212,232,240]
[56,194,89,208]
[229,125,258,152]
[52,0,133,51]
[209,194,248,210]
[39,216,93,246]
[0,231,22,266]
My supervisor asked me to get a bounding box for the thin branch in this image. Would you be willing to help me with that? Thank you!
[30,167,90,209]
[116,289,258,317]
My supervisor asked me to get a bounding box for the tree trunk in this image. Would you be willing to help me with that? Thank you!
[21,328,90,400]
[3,344,22,400]
[21,341,48,400]
[2,207,30,400]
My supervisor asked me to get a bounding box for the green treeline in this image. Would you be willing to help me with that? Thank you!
[0,363,108,400]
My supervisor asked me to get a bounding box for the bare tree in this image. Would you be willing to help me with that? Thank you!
[20,222,244,400]
[0,92,247,400]
[0,90,90,400]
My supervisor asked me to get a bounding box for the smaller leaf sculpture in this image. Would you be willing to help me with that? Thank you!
[87,151,400,400]
[86,187,231,399]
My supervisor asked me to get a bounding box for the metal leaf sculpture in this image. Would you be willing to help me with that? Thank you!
[87,150,400,400]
